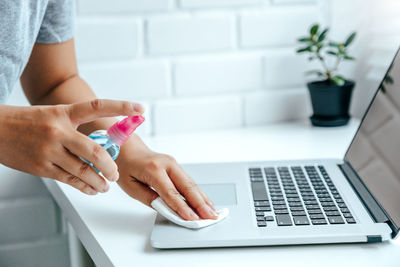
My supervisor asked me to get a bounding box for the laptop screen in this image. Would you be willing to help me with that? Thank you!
[345,49,400,228]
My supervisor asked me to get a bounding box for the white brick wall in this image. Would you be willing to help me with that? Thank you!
[147,14,235,55]
[73,0,330,135]
[175,55,262,96]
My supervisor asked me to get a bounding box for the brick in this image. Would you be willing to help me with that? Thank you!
[147,14,235,55]
[75,19,140,62]
[240,7,320,47]
[180,0,262,8]
[244,89,310,126]
[153,96,242,134]
[0,166,50,199]
[0,197,59,245]
[264,51,318,88]
[77,0,174,15]
[79,60,171,99]
[175,56,262,96]
[0,235,70,267]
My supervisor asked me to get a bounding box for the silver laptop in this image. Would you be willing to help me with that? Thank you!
[151,48,400,249]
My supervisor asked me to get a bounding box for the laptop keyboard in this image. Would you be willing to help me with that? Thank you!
[249,165,356,227]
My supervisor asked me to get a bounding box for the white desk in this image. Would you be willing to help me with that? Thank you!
[43,120,400,267]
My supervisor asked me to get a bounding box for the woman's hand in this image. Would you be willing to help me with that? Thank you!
[0,99,143,195]
[116,135,218,221]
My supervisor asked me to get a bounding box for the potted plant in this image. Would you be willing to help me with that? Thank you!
[296,24,357,127]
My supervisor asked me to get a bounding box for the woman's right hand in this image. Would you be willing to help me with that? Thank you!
[0,99,144,195]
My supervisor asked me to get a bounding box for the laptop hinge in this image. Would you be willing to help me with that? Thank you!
[338,162,399,238]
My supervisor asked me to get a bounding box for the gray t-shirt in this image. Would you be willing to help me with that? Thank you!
[0,0,74,103]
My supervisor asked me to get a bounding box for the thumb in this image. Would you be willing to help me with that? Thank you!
[68,99,144,126]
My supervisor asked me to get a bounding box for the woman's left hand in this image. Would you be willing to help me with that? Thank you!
[115,135,218,221]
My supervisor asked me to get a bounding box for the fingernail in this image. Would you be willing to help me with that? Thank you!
[206,205,218,217]
[111,172,119,182]
[103,183,110,193]
[133,103,144,113]
[87,189,97,195]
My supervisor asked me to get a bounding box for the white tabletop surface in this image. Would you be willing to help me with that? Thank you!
[43,120,400,267]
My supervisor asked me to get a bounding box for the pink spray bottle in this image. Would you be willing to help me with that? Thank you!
[82,115,145,172]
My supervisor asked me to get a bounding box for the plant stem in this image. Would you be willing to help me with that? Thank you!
[315,49,331,79]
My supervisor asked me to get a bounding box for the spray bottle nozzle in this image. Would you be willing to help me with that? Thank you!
[107,115,145,146]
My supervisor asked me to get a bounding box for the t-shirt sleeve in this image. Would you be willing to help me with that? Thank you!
[36,0,74,44]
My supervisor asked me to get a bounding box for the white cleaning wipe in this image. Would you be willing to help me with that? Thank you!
[151,197,229,229]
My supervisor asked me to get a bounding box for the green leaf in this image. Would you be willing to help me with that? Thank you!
[344,32,356,47]
[318,28,329,42]
[331,76,346,86]
[327,51,338,56]
[298,37,311,42]
[310,24,319,35]
[305,70,325,77]
[296,46,312,53]
[344,55,355,60]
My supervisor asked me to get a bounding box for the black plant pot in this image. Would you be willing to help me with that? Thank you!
[307,80,355,127]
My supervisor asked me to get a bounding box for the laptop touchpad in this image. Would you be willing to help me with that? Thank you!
[198,183,237,206]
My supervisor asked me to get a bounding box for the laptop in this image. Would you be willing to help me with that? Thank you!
[151,48,400,249]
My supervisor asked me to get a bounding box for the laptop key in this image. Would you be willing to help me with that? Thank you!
[308,209,323,214]
[265,216,274,221]
[306,205,320,210]
[346,218,356,224]
[342,213,353,218]
[274,209,289,215]
[290,207,305,212]
[256,216,265,221]
[326,211,341,217]
[310,214,325,219]
[276,215,293,226]
[254,201,270,207]
[328,216,345,224]
[320,201,336,207]
[257,221,267,227]
[289,202,303,207]
[323,207,339,212]
[255,207,271,212]
[292,211,307,216]
[251,182,268,201]
[311,219,328,225]
[273,205,287,210]
[293,216,310,225]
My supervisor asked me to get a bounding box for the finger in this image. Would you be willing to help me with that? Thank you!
[147,170,200,221]
[119,176,159,207]
[54,148,110,193]
[68,99,144,126]
[167,166,218,219]
[50,164,98,195]
[63,132,119,182]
